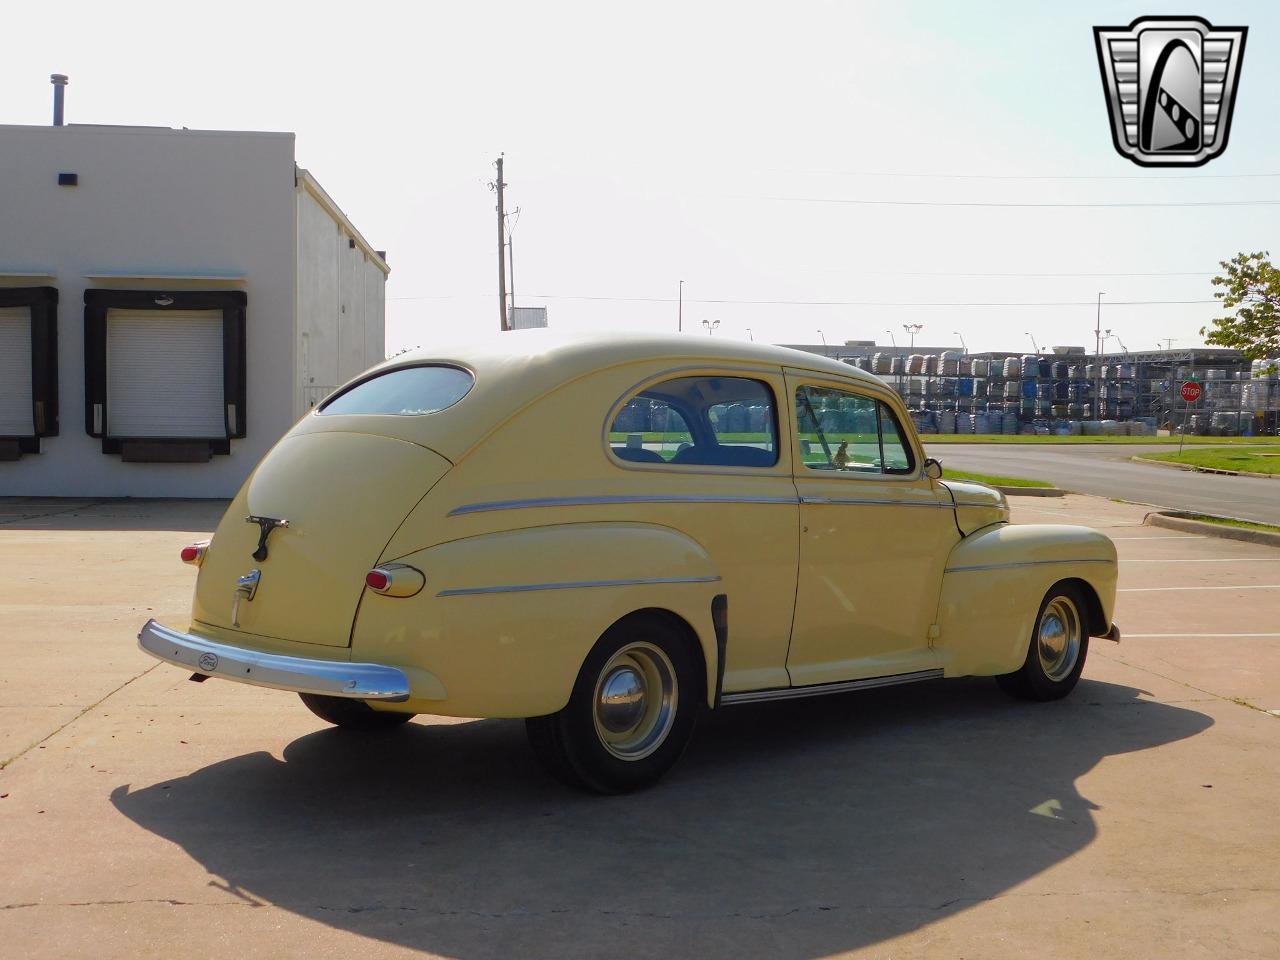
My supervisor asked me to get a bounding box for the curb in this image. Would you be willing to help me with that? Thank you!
[1144,511,1280,547]
[996,485,1065,497]
[1130,455,1278,480]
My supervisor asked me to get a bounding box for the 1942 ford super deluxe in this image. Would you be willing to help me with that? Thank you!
[140,332,1119,792]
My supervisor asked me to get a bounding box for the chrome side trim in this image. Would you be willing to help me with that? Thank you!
[721,669,943,705]
[438,574,721,598]
[801,496,949,508]
[954,500,1001,508]
[449,494,797,517]
[945,558,1113,574]
[137,619,411,702]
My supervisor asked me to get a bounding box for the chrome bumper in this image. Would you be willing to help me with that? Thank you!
[137,619,411,702]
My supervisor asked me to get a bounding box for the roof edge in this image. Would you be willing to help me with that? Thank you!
[295,167,390,276]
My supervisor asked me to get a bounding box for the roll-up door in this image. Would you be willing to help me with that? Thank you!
[0,306,33,436]
[105,309,225,438]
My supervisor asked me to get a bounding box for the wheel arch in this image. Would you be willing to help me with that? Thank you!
[603,604,714,708]
[1055,576,1109,637]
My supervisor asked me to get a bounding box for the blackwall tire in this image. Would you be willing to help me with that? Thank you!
[997,582,1090,702]
[526,614,701,794]
[298,693,416,731]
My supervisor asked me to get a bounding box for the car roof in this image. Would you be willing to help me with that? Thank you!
[313,330,891,462]
[384,328,885,387]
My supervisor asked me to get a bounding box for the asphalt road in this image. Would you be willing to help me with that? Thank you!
[929,442,1280,525]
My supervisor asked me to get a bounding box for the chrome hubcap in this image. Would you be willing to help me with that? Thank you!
[1037,596,1082,682]
[592,642,678,761]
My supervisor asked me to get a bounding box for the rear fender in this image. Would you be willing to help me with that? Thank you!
[352,522,722,717]
[935,523,1117,677]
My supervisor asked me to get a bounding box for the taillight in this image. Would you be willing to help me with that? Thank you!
[364,564,425,598]
[181,540,211,566]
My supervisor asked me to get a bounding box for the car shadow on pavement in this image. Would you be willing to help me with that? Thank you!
[111,677,1212,959]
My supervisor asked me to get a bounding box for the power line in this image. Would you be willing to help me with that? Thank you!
[390,293,1222,308]
[788,169,1280,182]
[740,195,1280,209]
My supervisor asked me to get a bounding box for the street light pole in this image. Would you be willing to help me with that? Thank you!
[1025,332,1039,354]
[678,280,683,332]
[885,329,897,347]
[953,331,967,354]
[746,328,754,342]
[1094,292,1105,419]
[701,318,719,336]
[817,329,828,356]
[903,323,922,351]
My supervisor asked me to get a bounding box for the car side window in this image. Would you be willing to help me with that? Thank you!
[609,375,778,467]
[796,385,916,476]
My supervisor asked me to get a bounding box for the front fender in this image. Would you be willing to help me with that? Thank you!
[936,524,1117,677]
[352,522,722,717]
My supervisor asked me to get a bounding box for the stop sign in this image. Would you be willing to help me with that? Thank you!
[1180,380,1202,403]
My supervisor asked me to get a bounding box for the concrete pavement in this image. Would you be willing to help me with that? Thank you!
[1,496,1278,959]
[929,442,1280,525]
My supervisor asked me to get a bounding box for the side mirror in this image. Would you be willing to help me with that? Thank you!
[923,457,943,480]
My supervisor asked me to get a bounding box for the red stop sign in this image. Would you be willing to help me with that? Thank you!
[1180,380,1202,403]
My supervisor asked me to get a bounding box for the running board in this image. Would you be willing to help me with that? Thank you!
[720,669,944,706]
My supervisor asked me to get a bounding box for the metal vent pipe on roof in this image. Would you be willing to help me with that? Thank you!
[51,74,68,126]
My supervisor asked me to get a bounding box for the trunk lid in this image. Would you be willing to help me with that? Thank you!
[192,432,450,646]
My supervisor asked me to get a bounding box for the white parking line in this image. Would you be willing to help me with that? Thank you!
[1125,633,1280,638]
[1109,535,1208,540]
[1118,584,1280,592]
[1124,558,1280,563]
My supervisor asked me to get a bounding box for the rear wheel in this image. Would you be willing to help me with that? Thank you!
[298,693,416,731]
[997,582,1090,701]
[526,614,700,793]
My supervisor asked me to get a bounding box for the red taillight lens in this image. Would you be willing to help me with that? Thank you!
[181,540,210,566]
[364,564,425,597]
[181,546,199,563]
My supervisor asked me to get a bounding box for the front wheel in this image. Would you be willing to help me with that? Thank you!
[997,583,1090,701]
[299,693,416,731]
[526,614,701,793]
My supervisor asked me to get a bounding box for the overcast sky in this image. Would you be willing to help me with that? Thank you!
[4,1,1276,355]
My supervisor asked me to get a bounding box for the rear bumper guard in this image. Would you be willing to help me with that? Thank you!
[137,619,411,702]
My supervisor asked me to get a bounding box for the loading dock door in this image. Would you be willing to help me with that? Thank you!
[0,306,34,436]
[105,309,225,438]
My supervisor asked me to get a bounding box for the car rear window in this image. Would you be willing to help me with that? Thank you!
[318,365,474,416]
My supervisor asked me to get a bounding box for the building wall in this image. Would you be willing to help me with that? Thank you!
[295,182,387,416]
[0,124,298,497]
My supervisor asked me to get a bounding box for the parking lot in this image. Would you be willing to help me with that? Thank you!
[1,495,1278,959]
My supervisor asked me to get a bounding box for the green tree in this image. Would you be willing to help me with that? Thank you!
[1202,252,1280,363]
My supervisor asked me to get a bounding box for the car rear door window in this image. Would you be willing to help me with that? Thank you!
[609,375,778,467]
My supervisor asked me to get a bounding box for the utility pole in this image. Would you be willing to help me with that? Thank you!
[506,207,520,326]
[490,156,508,330]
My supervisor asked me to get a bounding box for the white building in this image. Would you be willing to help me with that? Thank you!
[0,121,388,497]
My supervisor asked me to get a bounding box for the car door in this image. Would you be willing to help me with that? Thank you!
[784,371,959,686]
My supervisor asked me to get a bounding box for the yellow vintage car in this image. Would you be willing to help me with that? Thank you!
[139,332,1119,792]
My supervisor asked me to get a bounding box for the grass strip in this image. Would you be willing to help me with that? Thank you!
[942,468,1052,488]
[1138,448,1280,475]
